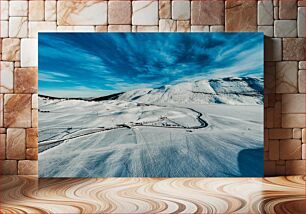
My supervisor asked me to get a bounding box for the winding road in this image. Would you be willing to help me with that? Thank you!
[39,104,209,153]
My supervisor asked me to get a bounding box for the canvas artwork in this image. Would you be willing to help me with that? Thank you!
[38,33,264,177]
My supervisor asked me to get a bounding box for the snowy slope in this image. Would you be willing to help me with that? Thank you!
[38,102,263,177]
[38,76,264,177]
[118,77,263,105]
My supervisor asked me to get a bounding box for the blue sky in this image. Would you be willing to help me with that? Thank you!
[39,33,263,98]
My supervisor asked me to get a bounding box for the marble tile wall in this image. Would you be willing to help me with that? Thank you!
[0,0,305,176]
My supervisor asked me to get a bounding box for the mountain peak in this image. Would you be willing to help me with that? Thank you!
[118,77,263,105]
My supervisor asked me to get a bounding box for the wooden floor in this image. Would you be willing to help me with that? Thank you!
[0,176,305,214]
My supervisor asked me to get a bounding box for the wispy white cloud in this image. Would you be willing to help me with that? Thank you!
[39,33,263,98]
[39,73,65,83]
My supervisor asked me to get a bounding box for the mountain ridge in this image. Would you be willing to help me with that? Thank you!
[39,76,263,105]
[118,76,263,105]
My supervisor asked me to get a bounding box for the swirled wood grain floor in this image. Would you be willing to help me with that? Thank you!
[0,176,305,214]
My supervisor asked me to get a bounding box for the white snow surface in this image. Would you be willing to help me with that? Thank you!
[38,77,264,177]
[118,77,263,105]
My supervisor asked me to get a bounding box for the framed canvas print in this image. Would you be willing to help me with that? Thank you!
[38,33,264,177]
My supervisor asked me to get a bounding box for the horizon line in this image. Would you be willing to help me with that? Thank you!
[39,76,263,100]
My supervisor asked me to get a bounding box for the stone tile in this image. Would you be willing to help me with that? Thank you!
[298,0,305,6]
[298,70,305,93]
[57,1,107,25]
[108,25,131,32]
[6,128,26,159]
[0,160,17,175]
[264,151,269,161]
[9,17,28,38]
[298,7,305,37]
[210,25,225,32]
[132,25,136,32]
[302,144,306,159]
[273,0,279,7]
[269,140,279,160]
[274,7,279,20]
[303,129,306,143]
[283,38,305,61]
[274,103,282,127]
[172,1,190,20]
[274,99,282,128]
[0,134,5,159]
[29,21,57,38]
[159,1,171,19]
[132,1,158,25]
[264,38,282,61]
[14,68,38,94]
[2,38,20,61]
[225,0,257,32]
[293,128,302,139]
[18,160,37,175]
[136,26,159,32]
[269,128,293,139]
[1,21,9,38]
[9,1,28,17]
[191,25,209,32]
[21,38,38,67]
[26,148,38,160]
[15,61,21,68]
[258,26,273,37]
[32,109,38,128]
[280,139,302,160]
[95,26,108,32]
[274,20,297,37]
[29,1,45,21]
[132,25,137,32]
[265,129,268,142]
[4,94,32,128]
[258,0,273,25]
[286,160,305,175]
[26,128,38,148]
[264,161,276,176]
[108,1,131,24]
[279,0,297,19]
[299,61,306,70]
[0,61,14,93]
[275,164,286,176]
[0,128,6,134]
[0,1,9,20]
[267,94,276,107]
[264,62,276,93]
[159,19,177,32]
[282,114,305,128]
[57,26,95,32]
[264,136,269,151]
[45,1,57,21]
[266,107,274,128]
[276,61,298,93]
[276,160,285,165]
[282,94,305,114]
[192,0,224,25]
[177,21,190,32]
[0,95,3,127]
[32,94,38,109]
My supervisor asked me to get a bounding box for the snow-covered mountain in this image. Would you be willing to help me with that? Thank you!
[118,77,263,105]
[38,76,264,177]
[39,77,263,105]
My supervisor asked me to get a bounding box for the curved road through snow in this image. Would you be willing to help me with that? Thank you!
[39,104,208,153]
